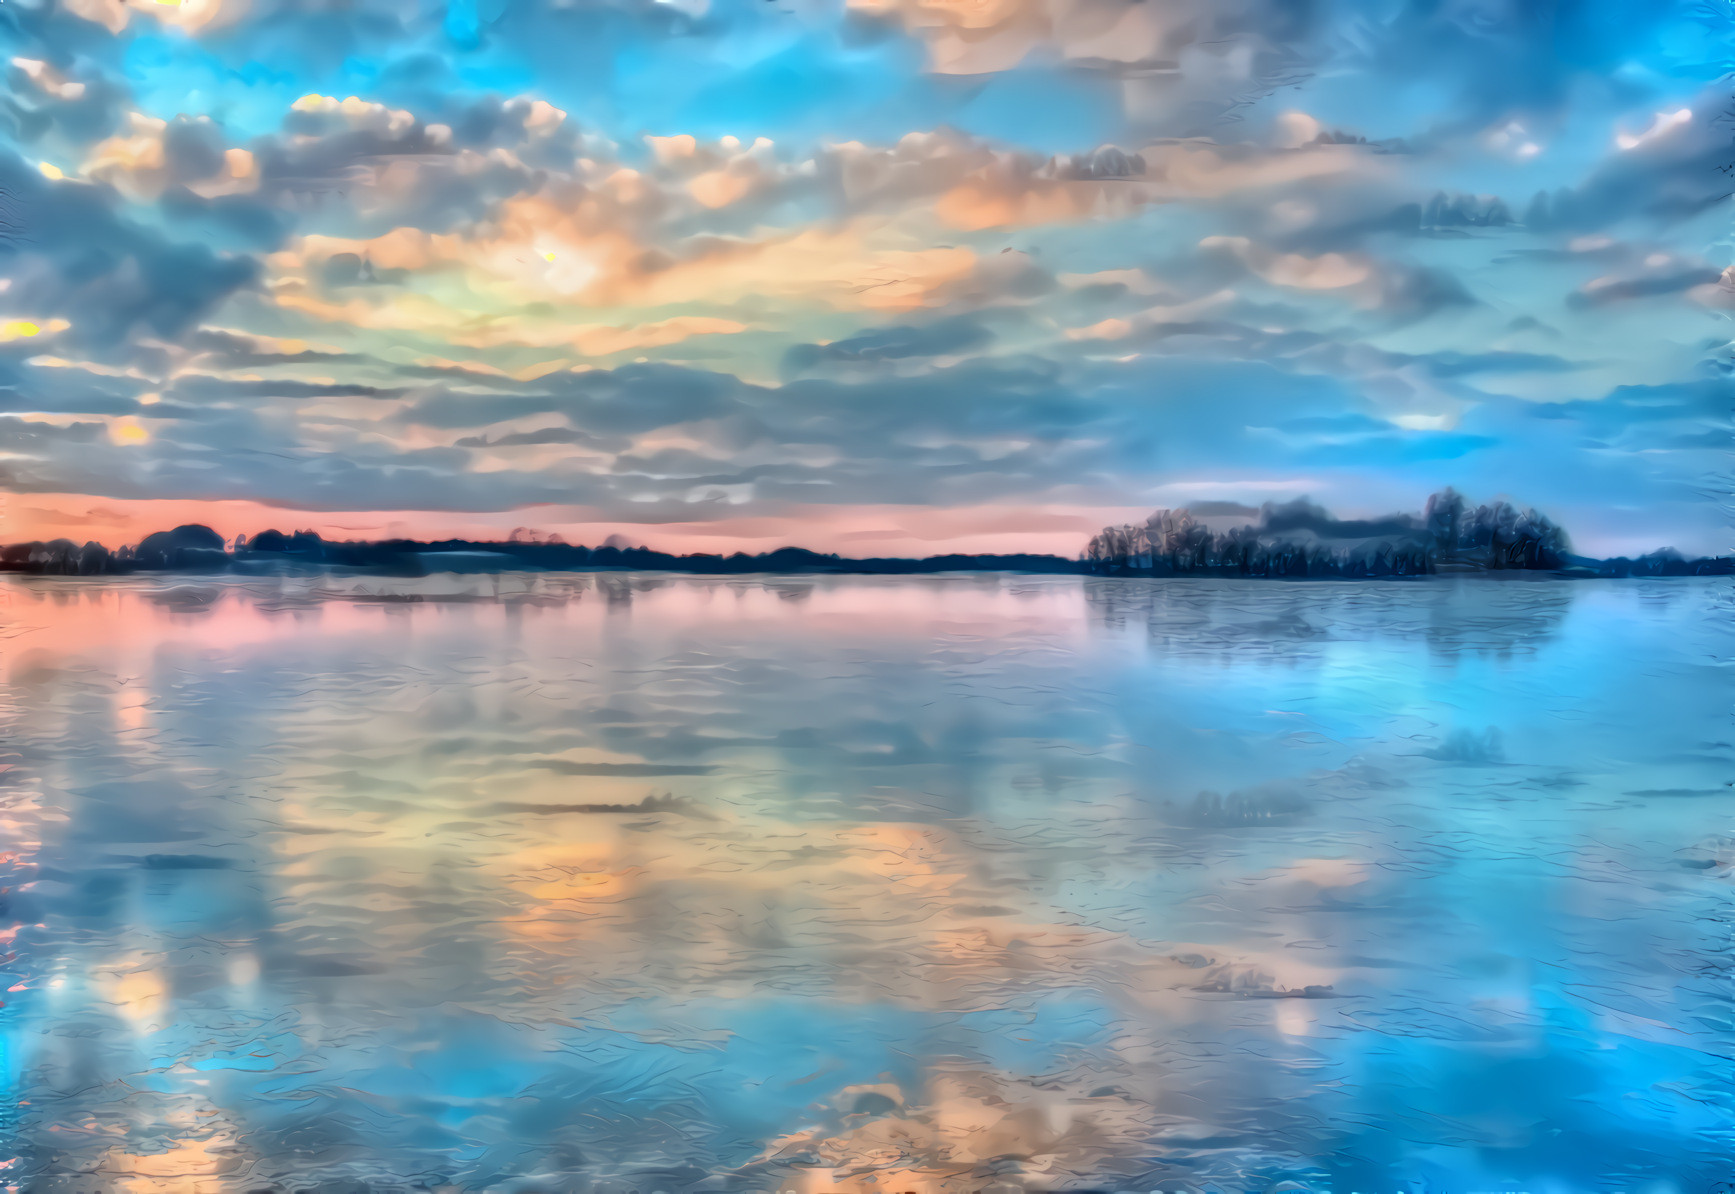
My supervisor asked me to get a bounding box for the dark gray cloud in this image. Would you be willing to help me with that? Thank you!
[1524,378,1728,437]
[167,374,411,401]
[181,327,360,370]
[1525,84,1734,233]
[780,315,995,377]
[1379,263,1480,319]
[130,100,560,249]
[401,364,747,437]
[0,151,258,357]
[252,108,542,235]
[1,56,129,151]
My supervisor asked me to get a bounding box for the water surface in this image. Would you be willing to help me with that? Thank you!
[1,574,1729,1192]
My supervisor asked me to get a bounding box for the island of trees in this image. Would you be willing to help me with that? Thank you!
[0,489,1727,579]
[1080,489,1700,577]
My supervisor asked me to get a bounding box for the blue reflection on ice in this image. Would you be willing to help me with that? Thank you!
[0,574,1728,1192]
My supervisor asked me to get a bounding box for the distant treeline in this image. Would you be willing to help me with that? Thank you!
[1,490,1727,579]
[1085,489,1730,578]
[0,523,1082,577]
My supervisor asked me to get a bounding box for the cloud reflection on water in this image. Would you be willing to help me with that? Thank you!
[0,574,1728,1191]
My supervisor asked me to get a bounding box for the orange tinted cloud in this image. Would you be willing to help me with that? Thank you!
[936,177,1123,230]
[271,193,980,340]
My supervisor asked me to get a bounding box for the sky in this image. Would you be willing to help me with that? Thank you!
[0,0,1729,558]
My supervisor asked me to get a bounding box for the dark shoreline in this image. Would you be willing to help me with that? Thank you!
[4,501,1729,582]
[1,541,1728,581]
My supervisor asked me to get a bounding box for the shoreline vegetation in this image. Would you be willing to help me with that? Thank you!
[2,490,1728,580]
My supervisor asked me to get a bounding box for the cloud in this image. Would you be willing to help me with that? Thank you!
[1201,236,1372,291]
[1196,234,1476,320]
[1530,87,1734,232]
[3,55,130,155]
[264,193,987,351]
[179,327,358,370]
[63,0,243,35]
[928,135,1379,230]
[1688,266,1735,310]
[84,112,257,201]
[452,426,608,450]
[781,314,996,377]
[845,0,1320,132]
[0,150,259,358]
[36,100,1397,376]
[1571,264,1724,307]
[71,99,567,249]
[165,375,410,401]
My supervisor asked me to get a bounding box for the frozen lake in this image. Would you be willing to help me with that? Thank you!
[0,573,1729,1192]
